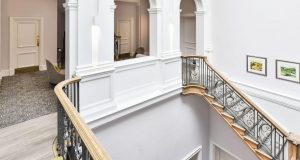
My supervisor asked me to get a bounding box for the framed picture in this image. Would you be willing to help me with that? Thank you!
[247,55,267,76]
[276,60,300,83]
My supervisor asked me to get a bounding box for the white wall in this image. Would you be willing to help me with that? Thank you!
[208,0,300,137]
[209,0,300,99]
[1,0,57,73]
[93,95,210,160]
[209,107,259,160]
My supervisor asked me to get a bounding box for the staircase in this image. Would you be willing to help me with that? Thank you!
[181,56,300,160]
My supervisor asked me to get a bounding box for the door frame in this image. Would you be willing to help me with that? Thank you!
[9,17,44,76]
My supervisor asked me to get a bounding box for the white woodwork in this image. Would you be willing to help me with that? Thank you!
[9,17,44,75]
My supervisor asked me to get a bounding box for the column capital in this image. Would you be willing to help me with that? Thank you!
[63,1,78,11]
[195,10,205,16]
[148,8,162,14]
[110,4,117,13]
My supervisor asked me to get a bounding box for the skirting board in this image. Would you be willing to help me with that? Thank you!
[231,80,300,112]
[1,70,10,77]
[181,146,202,160]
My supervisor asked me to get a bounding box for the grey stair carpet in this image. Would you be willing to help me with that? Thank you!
[0,71,57,128]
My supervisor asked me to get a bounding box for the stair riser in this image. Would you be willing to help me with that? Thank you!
[232,127,245,137]
[256,150,272,160]
[204,95,214,103]
[213,105,224,112]
[244,138,258,149]
[222,115,234,124]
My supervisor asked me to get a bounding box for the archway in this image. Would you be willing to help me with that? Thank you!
[180,0,197,55]
[179,0,205,56]
[114,0,150,61]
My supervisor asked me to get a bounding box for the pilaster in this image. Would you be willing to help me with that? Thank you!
[148,8,162,57]
[64,0,78,78]
[195,10,205,56]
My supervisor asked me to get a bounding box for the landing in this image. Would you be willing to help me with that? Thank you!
[0,113,56,160]
[0,71,57,128]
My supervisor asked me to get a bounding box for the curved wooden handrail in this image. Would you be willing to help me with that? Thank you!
[289,133,300,145]
[182,55,290,138]
[54,77,111,160]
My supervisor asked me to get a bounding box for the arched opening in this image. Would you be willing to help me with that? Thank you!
[180,0,197,55]
[114,0,150,61]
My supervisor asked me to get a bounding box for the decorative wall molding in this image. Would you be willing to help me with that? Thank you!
[88,87,182,129]
[210,141,242,160]
[195,10,205,16]
[1,70,11,77]
[181,145,202,160]
[231,80,300,112]
[114,56,157,73]
[148,8,162,14]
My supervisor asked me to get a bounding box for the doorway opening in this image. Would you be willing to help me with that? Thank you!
[114,0,150,61]
[180,0,197,56]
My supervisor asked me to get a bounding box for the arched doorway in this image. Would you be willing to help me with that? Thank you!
[180,0,197,55]
[114,0,150,61]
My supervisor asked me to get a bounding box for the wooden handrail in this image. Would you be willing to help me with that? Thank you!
[54,77,111,160]
[182,55,290,137]
[288,133,300,145]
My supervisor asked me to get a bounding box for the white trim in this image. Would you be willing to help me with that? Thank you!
[88,87,182,129]
[231,80,300,112]
[1,70,11,77]
[181,146,202,160]
[9,17,45,76]
[210,141,242,160]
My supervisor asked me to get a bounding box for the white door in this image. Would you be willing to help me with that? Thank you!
[12,19,40,69]
[118,20,131,54]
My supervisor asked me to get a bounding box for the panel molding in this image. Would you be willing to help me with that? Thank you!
[9,17,45,76]
[210,141,242,160]
[88,87,182,128]
[181,145,202,160]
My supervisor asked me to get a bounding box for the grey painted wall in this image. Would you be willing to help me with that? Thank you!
[93,95,210,160]
[92,94,258,160]
[209,107,258,160]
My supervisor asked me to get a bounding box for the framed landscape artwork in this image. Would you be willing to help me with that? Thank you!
[247,55,267,76]
[276,60,300,83]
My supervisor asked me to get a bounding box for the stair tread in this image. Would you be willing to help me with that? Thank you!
[221,112,234,119]
[204,93,215,99]
[183,85,206,90]
[255,149,273,160]
[244,136,259,145]
[212,102,224,108]
[232,123,246,131]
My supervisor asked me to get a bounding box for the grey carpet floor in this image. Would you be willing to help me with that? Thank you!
[0,71,57,128]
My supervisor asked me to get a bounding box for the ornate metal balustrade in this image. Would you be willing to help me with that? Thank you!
[182,56,289,160]
[55,77,111,160]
